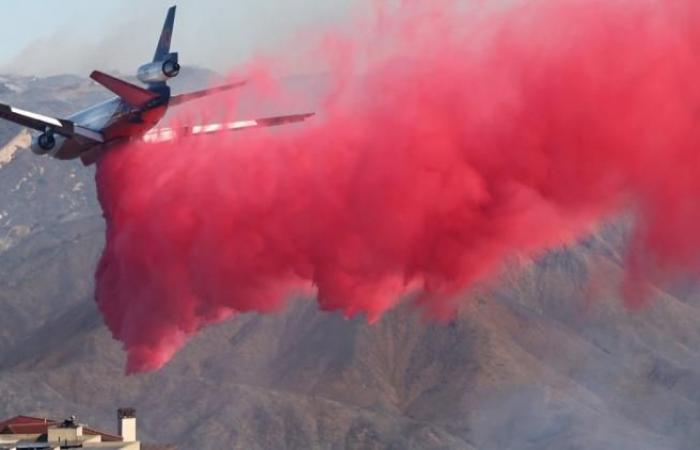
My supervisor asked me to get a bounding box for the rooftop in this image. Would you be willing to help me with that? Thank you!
[0,415,123,442]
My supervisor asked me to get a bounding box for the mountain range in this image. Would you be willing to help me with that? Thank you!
[0,70,699,449]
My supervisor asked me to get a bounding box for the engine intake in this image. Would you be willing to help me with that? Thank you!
[37,133,56,153]
[31,131,56,155]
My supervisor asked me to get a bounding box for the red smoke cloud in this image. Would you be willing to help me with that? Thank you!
[95,0,700,373]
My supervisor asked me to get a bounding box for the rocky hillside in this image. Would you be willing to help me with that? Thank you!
[1,73,700,450]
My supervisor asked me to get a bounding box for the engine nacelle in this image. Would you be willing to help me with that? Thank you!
[31,132,58,155]
[137,53,180,84]
[162,59,180,78]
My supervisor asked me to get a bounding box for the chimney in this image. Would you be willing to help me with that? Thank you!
[118,408,137,442]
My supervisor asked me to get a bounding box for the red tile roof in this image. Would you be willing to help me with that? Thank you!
[0,416,55,426]
[0,416,56,435]
[84,427,123,442]
[0,415,122,442]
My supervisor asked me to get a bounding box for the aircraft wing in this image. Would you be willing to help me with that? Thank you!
[141,112,315,143]
[0,102,104,143]
[169,81,248,107]
[79,112,314,166]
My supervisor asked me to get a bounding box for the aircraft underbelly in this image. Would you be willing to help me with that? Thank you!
[52,137,97,160]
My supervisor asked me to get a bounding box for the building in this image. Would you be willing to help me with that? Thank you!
[0,409,140,450]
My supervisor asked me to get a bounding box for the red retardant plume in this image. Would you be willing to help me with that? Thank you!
[95,0,700,373]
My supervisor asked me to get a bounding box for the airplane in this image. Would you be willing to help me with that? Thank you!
[0,5,314,166]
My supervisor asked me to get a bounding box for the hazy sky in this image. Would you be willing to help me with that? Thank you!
[0,0,364,76]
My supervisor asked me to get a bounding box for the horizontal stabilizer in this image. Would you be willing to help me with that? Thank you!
[90,71,159,107]
[142,112,315,143]
[169,81,248,107]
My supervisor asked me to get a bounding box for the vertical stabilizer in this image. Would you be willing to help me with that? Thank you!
[154,6,176,62]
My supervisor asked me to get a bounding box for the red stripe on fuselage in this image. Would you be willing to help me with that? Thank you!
[103,104,168,141]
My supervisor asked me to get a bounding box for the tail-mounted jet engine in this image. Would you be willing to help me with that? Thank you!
[137,53,180,84]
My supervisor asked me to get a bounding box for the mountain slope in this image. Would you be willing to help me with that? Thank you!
[1,74,700,449]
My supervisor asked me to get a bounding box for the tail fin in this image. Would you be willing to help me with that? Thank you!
[154,6,176,62]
